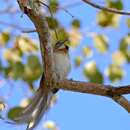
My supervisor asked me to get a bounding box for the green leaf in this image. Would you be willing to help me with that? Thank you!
[27,55,41,69]
[12,62,24,80]
[97,11,120,28]
[96,0,122,28]
[126,18,130,28]
[112,51,126,65]
[71,19,81,29]
[84,61,103,83]
[120,34,130,62]
[107,0,123,10]
[46,17,59,29]
[0,32,10,46]
[50,27,68,44]
[82,46,93,57]
[111,14,121,27]
[49,0,59,13]
[22,55,42,83]
[8,107,24,120]
[3,67,12,78]
[93,34,109,53]
[2,62,24,79]
[57,28,68,41]
[74,56,82,67]
[97,11,112,27]
[0,60,3,71]
[106,64,124,82]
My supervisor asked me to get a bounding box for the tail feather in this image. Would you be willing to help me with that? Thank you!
[13,88,43,123]
[22,88,43,114]
[13,87,52,128]
[27,91,53,130]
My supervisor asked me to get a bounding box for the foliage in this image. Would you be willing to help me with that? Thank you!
[0,0,130,128]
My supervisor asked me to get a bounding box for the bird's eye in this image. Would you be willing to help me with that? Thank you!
[55,41,64,49]
[65,45,69,50]
[54,39,69,50]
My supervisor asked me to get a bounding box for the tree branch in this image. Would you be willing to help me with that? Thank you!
[56,80,130,96]
[56,80,130,113]
[17,0,56,86]
[112,95,130,113]
[82,0,130,15]
[57,80,109,96]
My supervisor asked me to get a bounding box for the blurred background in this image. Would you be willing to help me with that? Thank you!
[0,0,130,130]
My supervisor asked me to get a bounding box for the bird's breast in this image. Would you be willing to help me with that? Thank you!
[54,53,70,80]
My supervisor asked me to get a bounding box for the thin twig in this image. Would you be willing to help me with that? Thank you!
[58,6,74,18]
[22,29,36,33]
[83,0,130,15]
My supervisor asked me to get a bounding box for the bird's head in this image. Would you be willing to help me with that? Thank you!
[54,39,69,53]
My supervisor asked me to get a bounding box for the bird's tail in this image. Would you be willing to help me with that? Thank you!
[13,87,53,130]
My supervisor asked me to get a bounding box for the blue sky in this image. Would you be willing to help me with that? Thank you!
[0,0,130,130]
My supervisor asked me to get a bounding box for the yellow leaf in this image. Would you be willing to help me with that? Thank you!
[69,28,82,47]
[111,14,120,28]
[0,32,10,46]
[82,47,93,57]
[112,51,126,65]
[84,61,97,74]
[0,101,6,111]
[97,11,120,28]
[93,34,108,53]
[75,56,82,67]
[18,36,38,53]
[20,98,30,107]
[105,64,124,82]
[84,61,103,83]
[4,49,21,62]
[43,120,58,130]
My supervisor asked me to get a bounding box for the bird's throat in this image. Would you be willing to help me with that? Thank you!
[54,48,68,53]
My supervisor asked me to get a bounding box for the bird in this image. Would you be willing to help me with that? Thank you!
[12,40,71,130]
